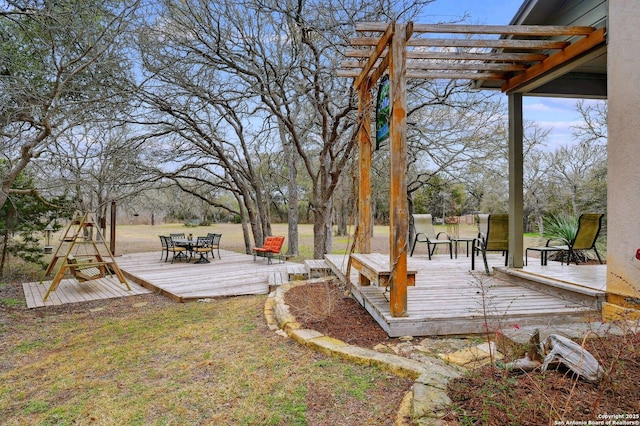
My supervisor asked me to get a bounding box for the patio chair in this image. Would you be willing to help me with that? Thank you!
[164,235,188,263]
[191,236,213,264]
[409,214,452,259]
[207,233,222,259]
[545,213,604,265]
[472,214,509,275]
[170,233,186,240]
[252,236,285,264]
[159,235,169,261]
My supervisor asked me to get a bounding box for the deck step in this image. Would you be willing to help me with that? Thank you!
[287,264,308,281]
[494,268,606,310]
[304,259,332,278]
[268,271,289,287]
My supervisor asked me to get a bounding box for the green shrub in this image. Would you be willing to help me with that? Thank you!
[543,213,577,243]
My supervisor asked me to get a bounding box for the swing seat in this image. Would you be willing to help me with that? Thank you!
[67,255,106,282]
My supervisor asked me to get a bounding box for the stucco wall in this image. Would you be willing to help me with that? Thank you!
[605,0,640,318]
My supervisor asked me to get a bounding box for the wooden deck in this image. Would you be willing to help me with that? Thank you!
[23,276,151,308]
[26,247,608,339]
[26,249,299,308]
[115,250,301,302]
[325,253,606,337]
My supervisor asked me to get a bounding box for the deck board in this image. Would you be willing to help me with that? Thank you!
[325,253,605,337]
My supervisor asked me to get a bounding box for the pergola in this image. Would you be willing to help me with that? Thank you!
[337,22,607,318]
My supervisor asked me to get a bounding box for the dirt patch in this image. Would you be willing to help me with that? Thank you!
[445,331,640,425]
[284,280,400,349]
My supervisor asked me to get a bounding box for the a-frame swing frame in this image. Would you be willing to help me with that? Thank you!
[40,212,130,302]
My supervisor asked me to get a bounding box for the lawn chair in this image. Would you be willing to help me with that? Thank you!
[472,214,509,275]
[207,233,222,259]
[163,235,188,263]
[191,236,213,264]
[159,235,169,261]
[546,213,604,264]
[252,236,285,264]
[410,214,452,259]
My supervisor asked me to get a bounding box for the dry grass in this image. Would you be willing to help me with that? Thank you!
[0,292,412,425]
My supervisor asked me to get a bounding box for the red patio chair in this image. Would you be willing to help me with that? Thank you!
[252,236,285,264]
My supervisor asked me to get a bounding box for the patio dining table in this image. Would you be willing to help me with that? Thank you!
[171,238,211,264]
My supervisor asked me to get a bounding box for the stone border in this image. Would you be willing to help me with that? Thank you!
[264,280,463,425]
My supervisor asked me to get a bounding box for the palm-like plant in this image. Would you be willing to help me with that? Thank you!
[542,214,579,262]
[543,214,578,243]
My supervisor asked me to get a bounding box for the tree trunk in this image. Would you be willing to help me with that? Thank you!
[0,231,8,276]
[285,136,299,257]
[234,192,253,254]
[312,197,333,258]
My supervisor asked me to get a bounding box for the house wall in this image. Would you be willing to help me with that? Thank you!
[605,0,640,319]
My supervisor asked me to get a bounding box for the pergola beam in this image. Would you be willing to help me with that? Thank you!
[502,27,607,93]
[351,36,570,50]
[345,49,548,62]
[356,22,595,36]
[353,23,394,90]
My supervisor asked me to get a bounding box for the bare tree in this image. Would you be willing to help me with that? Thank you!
[134,0,432,258]
[0,0,140,211]
[35,124,151,221]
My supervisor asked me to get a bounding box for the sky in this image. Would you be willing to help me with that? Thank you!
[417,0,604,148]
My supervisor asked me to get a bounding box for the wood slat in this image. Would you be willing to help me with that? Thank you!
[116,250,297,301]
[355,22,595,36]
[350,37,570,50]
[23,277,149,309]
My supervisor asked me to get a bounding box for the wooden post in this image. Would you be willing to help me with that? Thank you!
[357,80,373,286]
[358,81,372,255]
[110,201,117,256]
[388,23,409,317]
[508,94,524,268]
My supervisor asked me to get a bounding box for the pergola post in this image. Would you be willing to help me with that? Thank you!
[357,81,372,286]
[508,93,524,268]
[388,23,409,317]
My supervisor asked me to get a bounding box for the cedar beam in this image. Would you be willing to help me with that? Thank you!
[351,36,569,50]
[357,81,372,262]
[388,23,408,318]
[353,23,394,89]
[356,22,594,36]
[502,27,606,93]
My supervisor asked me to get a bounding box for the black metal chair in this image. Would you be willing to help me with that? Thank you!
[207,233,222,259]
[164,235,188,263]
[159,235,169,261]
[191,236,213,264]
